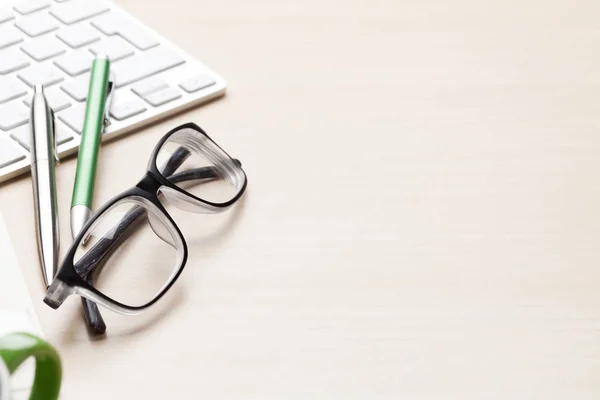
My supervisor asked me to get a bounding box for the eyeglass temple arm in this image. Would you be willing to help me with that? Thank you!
[81,273,105,333]
[78,205,146,333]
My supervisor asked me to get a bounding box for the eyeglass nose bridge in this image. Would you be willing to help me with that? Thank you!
[136,171,162,194]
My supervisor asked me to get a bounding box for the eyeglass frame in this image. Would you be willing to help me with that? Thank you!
[44,122,248,317]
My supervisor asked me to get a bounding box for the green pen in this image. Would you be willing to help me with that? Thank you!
[70,54,113,238]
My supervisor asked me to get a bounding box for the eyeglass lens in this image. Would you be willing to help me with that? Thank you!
[155,127,244,205]
[73,196,183,307]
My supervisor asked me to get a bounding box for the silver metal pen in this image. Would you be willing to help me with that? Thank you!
[30,84,59,287]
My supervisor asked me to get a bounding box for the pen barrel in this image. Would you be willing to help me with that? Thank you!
[31,162,59,286]
[30,85,59,286]
[71,57,110,208]
[30,87,55,163]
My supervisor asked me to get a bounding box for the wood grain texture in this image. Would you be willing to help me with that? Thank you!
[2,0,600,398]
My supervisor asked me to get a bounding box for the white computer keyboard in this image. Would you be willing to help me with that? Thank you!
[0,0,227,183]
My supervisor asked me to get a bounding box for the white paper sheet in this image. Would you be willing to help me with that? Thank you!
[0,210,42,393]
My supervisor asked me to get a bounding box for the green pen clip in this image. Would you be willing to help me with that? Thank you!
[103,75,115,126]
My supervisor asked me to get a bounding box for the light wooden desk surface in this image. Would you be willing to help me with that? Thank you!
[2,0,600,398]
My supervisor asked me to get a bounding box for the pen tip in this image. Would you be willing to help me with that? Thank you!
[71,206,92,240]
[33,84,43,93]
[95,53,109,61]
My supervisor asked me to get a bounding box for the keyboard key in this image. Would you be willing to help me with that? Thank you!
[15,12,58,37]
[89,36,134,62]
[58,102,85,133]
[20,36,65,61]
[0,48,29,74]
[9,125,31,151]
[10,120,73,151]
[91,12,159,50]
[110,97,146,121]
[0,25,24,49]
[179,74,216,93]
[23,86,70,112]
[112,46,185,87]
[131,77,167,97]
[0,77,27,104]
[141,86,181,107]
[0,137,25,168]
[60,72,90,102]
[0,8,15,23]
[56,24,100,48]
[56,121,76,144]
[54,50,93,76]
[0,102,29,131]
[50,1,108,24]
[17,64,63,87]
[13,0,50,15]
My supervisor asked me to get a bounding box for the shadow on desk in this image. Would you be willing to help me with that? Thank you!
[56,289,186,343]
[167,192,249,256]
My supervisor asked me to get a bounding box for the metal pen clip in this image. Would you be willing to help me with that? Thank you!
[50,108,60,163]
[103,73,115,127]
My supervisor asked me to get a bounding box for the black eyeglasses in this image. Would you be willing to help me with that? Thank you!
[44,123,247,333]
